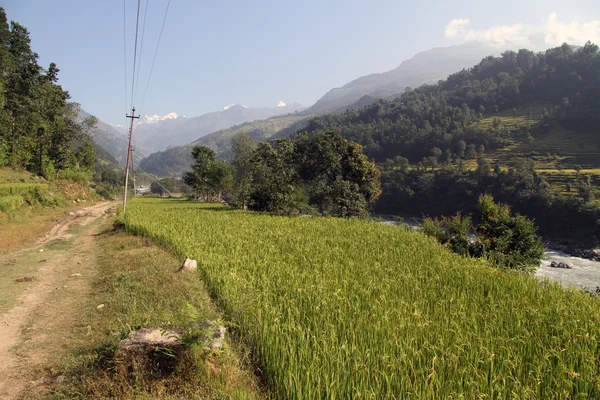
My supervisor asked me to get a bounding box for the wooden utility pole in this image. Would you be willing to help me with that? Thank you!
[123,107,139,213]
[131,147,136,197]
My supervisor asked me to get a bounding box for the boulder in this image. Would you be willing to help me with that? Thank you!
[550,261,573,269]
[178,258,197,273]
[120,328,183,351]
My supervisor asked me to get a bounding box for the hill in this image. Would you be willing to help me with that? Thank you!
[139,114,306,176]
[81,110,147,166]
[308,41,500,114]
[129,102,304,153]
[138,42,506,176]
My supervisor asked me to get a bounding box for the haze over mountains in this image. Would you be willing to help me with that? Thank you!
[109,102,304,153]
[136,41,505,176]
[309,41,500,114]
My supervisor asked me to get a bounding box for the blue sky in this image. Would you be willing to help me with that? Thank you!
[1,0,599,125]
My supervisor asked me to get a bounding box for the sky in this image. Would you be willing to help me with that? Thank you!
[1,0,599,126]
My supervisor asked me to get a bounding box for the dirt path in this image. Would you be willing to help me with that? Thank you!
[0,202,115,399]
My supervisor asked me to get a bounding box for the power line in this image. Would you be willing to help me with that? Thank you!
[130,0,142,110]
[133,160,176,197]
[138,0,171,114]
[123,0,128,111]
[133,0,150,105]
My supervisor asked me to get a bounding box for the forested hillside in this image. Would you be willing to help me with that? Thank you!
[289,43,600,244]
[0,9,98,178]
[293,43,600,164]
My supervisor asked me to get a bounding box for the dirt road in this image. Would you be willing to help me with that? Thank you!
[0,202,114,399]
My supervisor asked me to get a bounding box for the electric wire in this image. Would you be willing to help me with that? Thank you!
[133,161,176,197]
[130,0,142,110]
[138,0,171,115]
[123,0,128,112]
[133,0,150,105]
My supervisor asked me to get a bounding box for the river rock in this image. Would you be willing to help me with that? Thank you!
[178,259,197,272]
[550,261,573,269]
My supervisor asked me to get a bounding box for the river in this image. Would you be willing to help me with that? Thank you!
[381,219,600,291]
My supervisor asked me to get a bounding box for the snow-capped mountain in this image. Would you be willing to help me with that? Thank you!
[131,102,304,152]
[139,111,184,125]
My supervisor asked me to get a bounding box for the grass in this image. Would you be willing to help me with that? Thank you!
[51,226,262,399]
[0,251,44,313]
[122,198,600,399]
[0,182,49,196]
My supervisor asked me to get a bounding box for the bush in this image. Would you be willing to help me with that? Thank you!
[0,195,23,212]
[423,214,472,256]
[473,194,544,271]
[58,168,92,184]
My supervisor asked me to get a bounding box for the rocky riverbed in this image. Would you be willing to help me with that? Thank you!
[380,218,600,291]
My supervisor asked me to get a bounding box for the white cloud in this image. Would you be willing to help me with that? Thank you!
[444,18,471,38]
[444,13,600,48]
[444,18,529,47]
[544,12,600,46]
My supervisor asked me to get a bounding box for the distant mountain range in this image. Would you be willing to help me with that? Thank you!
[137,41,504,176]
[81,109,148,167]
[308,41,500,114]
[111,102,305,153]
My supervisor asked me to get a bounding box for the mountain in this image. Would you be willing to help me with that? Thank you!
[130,102,305,153]
[81,109,148,166]
[139,114,306,177]
[138,42,506,177]
[308,42,500,114]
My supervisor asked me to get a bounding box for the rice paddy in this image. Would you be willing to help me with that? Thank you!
[123,198,600,399]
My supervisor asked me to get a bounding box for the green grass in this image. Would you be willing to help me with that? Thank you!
[0,195,23,212]
[0,250,45,313]
[53,227,262,399]
[123,198,600,399]
[0,182,49,196]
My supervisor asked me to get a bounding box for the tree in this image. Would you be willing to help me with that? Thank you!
[248,139,301,213]
[294,132,381,217]
[423,214,472,256]
[230,132,256,209]
[578,175,594,204]
[183,146,224,200]
[473,194,544,271]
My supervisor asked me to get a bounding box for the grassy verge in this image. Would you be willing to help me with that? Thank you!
[51,226,262,399]
[123,198,600,398]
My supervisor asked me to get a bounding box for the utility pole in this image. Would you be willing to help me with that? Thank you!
[123,107,139,213]
[131,147,136,197]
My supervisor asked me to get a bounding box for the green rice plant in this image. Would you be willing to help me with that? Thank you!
[0,183,48,196]
[0,195,23,212]
[124,198,600,399]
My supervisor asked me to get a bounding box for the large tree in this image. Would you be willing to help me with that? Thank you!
[184,145,231,201]
[295,132,381,216]
[230,132,256,209]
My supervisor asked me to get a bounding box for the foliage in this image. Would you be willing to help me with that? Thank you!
[294,132,381,217]
[0,194,22,211]
[377,160,600,245]
[293,43,600,165]
[423,213,472,256]
[183,146,232,201]
[472,194,545,270]
[244,132,381,216]
[228,132,256,208]
[0,8,97,178]
[149,177,191,197]
[124,198,600,398]
[248,139,301,213]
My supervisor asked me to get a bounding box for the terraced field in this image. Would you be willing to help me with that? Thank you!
[123,198,600,399]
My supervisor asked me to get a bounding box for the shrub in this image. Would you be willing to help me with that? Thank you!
[473,194,544,271]
[0,195,23,212]
[423,214,472,256]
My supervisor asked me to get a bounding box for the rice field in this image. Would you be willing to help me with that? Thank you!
[124,198,600,399]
